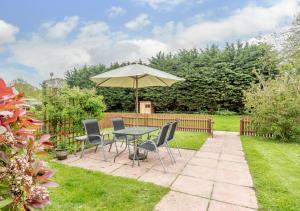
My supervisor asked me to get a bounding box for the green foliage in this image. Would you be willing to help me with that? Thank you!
[57,139,67,150]
[43,86,106,134]
[65,43,279,113]
[13,78,42,99]
[244,73,300,142]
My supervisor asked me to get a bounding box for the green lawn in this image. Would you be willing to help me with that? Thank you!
[242,136,300,211]
[45,162,169,211]
[170,132,209,150]
[213,115,240,132]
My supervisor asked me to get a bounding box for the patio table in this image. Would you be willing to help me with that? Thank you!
[113,126,159,163]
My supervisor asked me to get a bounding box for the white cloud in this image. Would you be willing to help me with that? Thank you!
[2,0,300,85]
[134,0,205,9]
[46,16,79,39]
[168,0,299,49]
[6,17,165,83]
[152,21,185,41]
[135,0,185,9]
[0,20,19,45]
[125,14,151,30]
[107,6,126,17]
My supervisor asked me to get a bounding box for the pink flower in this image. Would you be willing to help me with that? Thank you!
[26,186,50,209]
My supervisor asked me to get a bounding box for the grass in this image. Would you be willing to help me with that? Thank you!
[104,128,209,151]
[169,132,209,150]
[242,136,300,211]
[213,115,240,132]
[45,162,169,211]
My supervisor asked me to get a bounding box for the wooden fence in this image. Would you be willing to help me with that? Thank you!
[41,119,85,146]
[240,116,273,138]
[41,112,213,146]
[100,112,213,134]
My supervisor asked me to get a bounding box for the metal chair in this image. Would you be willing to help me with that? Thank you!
[164,121,181,163]
[137,123,171,172]
[112,118,135,147]
[82,119,118,160]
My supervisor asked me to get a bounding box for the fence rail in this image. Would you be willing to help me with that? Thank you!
[240,116,273,138]
[100,112,213,134]
[42,112,213,146]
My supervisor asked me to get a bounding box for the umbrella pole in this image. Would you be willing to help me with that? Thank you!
[135,77,138,114]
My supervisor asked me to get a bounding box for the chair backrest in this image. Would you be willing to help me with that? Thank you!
[167,121,178,142]
[82,119,101,143]
[156,123,171,147]
[112,118,125,139]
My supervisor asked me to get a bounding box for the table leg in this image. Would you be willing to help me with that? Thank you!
[113,137,128,163]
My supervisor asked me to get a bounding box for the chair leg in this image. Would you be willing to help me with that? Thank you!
[101,145,107,161]
[109,143,112,152]
[157,150,166,173]
[94,145,98,153]
[121,140,124,148]
[114,141,119,154]
[80,141,85,158]
[166,144,176,164]
[176,142,181,156]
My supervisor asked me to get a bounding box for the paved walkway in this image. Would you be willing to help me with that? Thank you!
[155,131,258,211]
[56,131,258,211]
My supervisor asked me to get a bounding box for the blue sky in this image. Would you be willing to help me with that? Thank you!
[0,0,299,86]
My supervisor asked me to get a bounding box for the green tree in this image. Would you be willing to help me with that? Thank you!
[65,42,279,113]
[13,78,42,99]
[244,72,300,142]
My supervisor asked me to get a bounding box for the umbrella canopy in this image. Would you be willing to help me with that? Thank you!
[90,64,185,113]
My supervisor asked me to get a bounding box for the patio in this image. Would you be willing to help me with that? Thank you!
[56,131,258,211]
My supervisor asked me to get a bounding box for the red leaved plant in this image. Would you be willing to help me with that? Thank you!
[0,79,57,210]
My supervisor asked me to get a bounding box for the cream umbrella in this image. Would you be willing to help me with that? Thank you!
[90,64,184,113]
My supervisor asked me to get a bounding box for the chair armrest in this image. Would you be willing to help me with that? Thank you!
[100,132,111,140]
[138,139,157,148]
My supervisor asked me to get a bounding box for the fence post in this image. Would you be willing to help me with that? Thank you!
[240,117,244,136]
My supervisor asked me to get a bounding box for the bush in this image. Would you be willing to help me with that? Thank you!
[244,73,300,142]
[0,79,57,209]
[42,86,106,143]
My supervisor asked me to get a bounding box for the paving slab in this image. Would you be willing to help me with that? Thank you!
[182,164,216,180]
[111,164,149,179]
[212,182,258,209]
[189,157,218,168]
[195,151,220,160]
[208,200,257,211]
[171,175,213,198]
[155,191,209,211]
[215,168,253,187]
[139,169,177,187]
[220,153,247,163]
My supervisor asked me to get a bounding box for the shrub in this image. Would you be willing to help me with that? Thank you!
[0,79,57,210]
[244,73,300,142]
[42,85,106,144]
